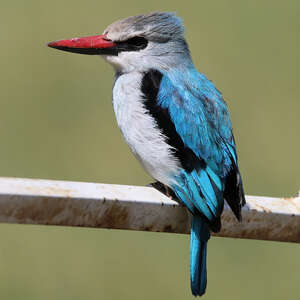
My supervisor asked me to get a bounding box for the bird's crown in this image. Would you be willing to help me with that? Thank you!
[104,12,185,43]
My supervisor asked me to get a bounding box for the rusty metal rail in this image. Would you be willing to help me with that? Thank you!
[0,177,299,243]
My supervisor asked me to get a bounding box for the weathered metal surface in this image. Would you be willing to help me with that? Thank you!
[0,177,299,243]
[215,196,300,243]
[0,177,191,234]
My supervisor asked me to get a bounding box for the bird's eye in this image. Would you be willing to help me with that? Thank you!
[116,36,148,52]
[126,36,148,49]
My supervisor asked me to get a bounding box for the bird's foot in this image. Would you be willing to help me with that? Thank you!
[148,181,177,201]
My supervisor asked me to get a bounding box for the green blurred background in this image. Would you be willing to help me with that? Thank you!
[0,1,299,299]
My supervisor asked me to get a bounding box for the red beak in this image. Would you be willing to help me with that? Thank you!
[47,34,117,55]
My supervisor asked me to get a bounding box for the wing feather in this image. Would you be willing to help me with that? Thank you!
[156,70,245,228]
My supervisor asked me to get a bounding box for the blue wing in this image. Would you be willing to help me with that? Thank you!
[155,69,245,229]
[141,68,245,295]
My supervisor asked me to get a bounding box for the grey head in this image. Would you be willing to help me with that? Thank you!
[102,12,192,73]
[48,12,193,74]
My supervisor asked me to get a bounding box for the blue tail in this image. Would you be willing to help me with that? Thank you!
[190,215,210,296]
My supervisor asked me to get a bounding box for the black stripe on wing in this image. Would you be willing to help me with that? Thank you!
[141,69,224,232]
[141,69,206,172]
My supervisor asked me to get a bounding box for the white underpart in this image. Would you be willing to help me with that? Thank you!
[113,71,181,186]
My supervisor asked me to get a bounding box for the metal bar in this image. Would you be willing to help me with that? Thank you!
[0,177,299,243]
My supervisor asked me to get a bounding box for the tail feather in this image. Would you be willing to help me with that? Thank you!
[190,215,210,296]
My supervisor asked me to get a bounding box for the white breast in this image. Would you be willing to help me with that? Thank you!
[112,72,181,186]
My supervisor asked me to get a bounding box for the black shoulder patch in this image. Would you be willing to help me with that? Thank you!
[141,69,206,172]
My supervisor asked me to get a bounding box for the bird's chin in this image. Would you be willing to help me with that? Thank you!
[102,55,137,74]
[102,55,124,72]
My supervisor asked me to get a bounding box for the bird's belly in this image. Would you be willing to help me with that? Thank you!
[113,72,181,186]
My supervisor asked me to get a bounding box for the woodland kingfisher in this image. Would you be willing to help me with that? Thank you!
[48,12,245,296]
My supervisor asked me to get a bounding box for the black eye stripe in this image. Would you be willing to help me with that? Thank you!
[125,36,148,47]
[115,36,148,52]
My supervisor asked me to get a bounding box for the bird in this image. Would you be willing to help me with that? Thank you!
[48,12,245,296]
